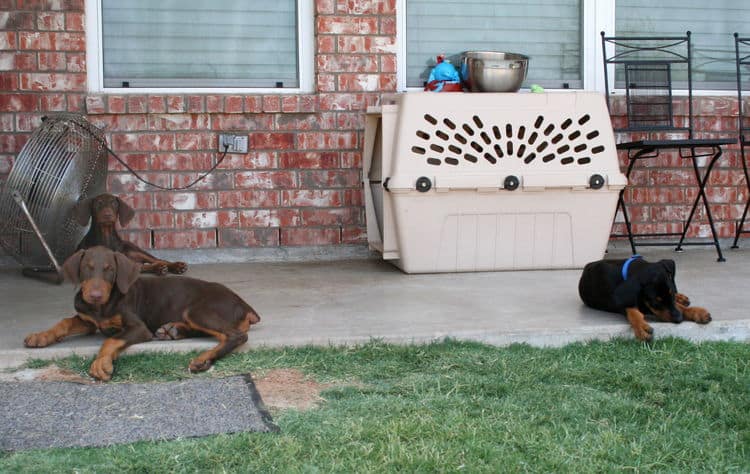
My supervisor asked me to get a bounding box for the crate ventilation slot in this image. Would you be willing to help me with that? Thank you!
[414,114,606,167]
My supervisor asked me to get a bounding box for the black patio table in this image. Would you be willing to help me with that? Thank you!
[614,137,736,262]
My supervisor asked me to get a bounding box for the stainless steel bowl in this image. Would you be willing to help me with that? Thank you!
[461,51,529,92]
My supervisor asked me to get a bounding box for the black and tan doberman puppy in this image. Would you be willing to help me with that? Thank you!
[75,193,187,275]
[24,246,261,381]
[578,255,711,342]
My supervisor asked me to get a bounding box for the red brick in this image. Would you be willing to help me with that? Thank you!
[317,74,336,92]
[280,227,340,246]
[216,150,275,170]
[218,190,280,208]
[239,209,300,227]
[281,95,299,113]
[318,36,335,54]
[0,154,14,174]
[1,32,18,50]
[150,152,212,171]
[341,226,367,244]
[281,189,342,207]
[15,113,42,131]
[175,210,238,229]
[66,52,84,72]
[187,95,204,113]
[130,211,175,230]
[316,0,335,14]
[148,95,166,113]
[85,94,105,113]
[318,54,378,73]
[249,132,295,150]
[65,12,84,31]
[300,208,360,226]
[206,95,223,113]
[107,153,149,171]
[165,95,184,113]
[137,133,175,151]
[218,228,279,247]
[150,113,209,131]
[317,16,378,35]
[171,171,234,191]
[212,113,274,130]
[107,96,126,114]
[380,16,396,35]
[279,151,339,169]
[244,96,262,113]
[300,169,361,188]
[0,72,18,90]
[107,173,170,193]
[338,73,396,92]
[235,170,297,189]
[296,131,357,150]
[154,192,218,210]
[37,11,64,30]
[118,230,151,250]
[38,52,65,70]
[0,12,35,30]
[127,95,147,113]
[153,230,216,249]
[276,112,335,131]
[175,131,213,151]
[262,95,280,112]
[66,92,84,111]
[0,94,38,111]
[225,95,244,113]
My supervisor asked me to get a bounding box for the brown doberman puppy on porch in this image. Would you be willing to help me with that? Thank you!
[75,193,187,275]
[24,246,261,381]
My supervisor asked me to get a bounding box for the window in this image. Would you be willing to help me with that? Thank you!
[400,1,750,92]
[616,1,750,90]
[404,0,582,90]
[86,0,314,92]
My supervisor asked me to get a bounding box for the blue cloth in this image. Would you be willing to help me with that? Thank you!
[621,254,642,280]
[428,61,460,92]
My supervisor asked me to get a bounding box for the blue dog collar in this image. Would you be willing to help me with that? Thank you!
[622,254,642,280]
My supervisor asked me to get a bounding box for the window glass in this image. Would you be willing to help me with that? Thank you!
[101,0,299,88]
[406,0,582,89]
[616,1,750,89]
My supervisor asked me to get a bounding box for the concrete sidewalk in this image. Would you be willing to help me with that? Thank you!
[1,246,749,369]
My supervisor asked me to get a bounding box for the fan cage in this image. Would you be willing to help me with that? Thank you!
[0,113,108,269]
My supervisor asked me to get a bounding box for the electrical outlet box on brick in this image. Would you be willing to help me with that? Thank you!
[219,134,248,153]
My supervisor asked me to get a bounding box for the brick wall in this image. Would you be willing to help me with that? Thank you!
[0,0,747,260]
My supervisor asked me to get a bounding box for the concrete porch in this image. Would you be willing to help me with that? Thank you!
[1,244,749,370]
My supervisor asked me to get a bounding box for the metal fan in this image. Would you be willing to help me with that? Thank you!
[0,113,108,283]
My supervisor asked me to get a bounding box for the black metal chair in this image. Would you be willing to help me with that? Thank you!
[731,33,750,249]
[601,31,736,262]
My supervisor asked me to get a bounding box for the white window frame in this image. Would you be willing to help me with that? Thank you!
[85,0,315,94]
[397,0,734,96]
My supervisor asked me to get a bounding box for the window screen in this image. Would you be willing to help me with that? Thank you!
[616,1,750,89]
[406,0,582,89]
[101,0,299,88]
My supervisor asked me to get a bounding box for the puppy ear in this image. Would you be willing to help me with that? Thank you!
[62,249,85,285]
[659,259,676,277]
[613,278,641,309]
[73,197,93,226]
[114,252,141,293]
[117,197,135,227]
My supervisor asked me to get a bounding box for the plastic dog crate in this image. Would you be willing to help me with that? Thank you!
[363,92,627,273]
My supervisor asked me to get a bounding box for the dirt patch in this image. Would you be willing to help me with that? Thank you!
[0,365,92,384]
[253,368,332,411]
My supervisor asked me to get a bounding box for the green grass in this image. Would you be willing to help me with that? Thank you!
[2,338,749,473]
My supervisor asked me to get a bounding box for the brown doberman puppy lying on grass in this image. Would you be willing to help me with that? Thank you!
[578,255,711,342]
[24,246,261,381]
[75,193,187,275]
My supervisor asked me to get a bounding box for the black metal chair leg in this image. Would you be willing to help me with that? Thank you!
[732,197,750,248]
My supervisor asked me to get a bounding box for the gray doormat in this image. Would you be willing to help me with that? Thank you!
[0,375,277,451]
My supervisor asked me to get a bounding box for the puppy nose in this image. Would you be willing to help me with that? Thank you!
[88,289,103,301]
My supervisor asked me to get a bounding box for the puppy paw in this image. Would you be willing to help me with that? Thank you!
[154,322,184,340]
[89,356,114,381]
[675,293,691,307]
[683,306,712,324]
[168,261,188,274]
[189,357,213,373]
[24,331,57,348]
[153,262,169,276]
[633,323,654,342]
